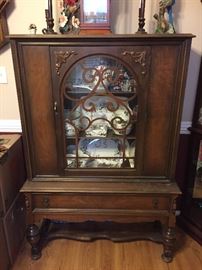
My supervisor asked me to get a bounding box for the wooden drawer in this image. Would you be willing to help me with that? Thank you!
[4,193,26,264]
[33,193,170,210]
[0,219,10,270]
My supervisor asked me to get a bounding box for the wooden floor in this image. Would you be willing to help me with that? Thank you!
[12,229,202,270]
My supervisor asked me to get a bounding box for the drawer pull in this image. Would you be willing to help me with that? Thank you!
[152,198,159,209]
[42,197,50,208]
[53,101,58,113]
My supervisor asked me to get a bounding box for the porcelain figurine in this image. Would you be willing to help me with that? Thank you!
[154,0,175,34]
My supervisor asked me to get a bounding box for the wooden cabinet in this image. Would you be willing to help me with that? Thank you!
[10,34,193,262]
[189,58,202,199]
[0,219,10,270]
[4,193,26,264]
[0,185,3,217]
[0,134,26,268]
[179,59,202,244]
[0,135,25,213]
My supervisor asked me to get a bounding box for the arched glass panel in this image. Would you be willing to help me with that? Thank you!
[62,55,138,169]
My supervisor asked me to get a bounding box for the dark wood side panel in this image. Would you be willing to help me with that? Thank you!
[22,46,58,176]
[0,219,10,270]
[4,194,26,264]
[0,137,26,212]
[0,186,3,217]
[143,45,179,176]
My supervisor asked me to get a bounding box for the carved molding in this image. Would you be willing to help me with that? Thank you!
[55,50,78,76]
[25,194,30,210]
[122,51,147,75]
[172,197,177,215]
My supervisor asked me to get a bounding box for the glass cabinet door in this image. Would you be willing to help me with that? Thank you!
[62,55,138,171]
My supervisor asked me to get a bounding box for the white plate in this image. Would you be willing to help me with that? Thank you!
[78,138,122,158]
[78,138,131,168]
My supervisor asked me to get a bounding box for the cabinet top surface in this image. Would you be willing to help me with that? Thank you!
[8,33,195,42]
[0,134,21,160]
[0,134,21,150]
[21,180,181,195]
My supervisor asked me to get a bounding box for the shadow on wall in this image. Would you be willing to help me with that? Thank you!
[111,0,139,34]
[173,0,182,33]
[182,49,201,121]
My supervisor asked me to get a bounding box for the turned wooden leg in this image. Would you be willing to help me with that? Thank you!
[26,224,41,260]
[161,227,176,263]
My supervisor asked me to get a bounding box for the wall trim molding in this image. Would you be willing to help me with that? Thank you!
[0,120,22,132]
[0,120,191,134]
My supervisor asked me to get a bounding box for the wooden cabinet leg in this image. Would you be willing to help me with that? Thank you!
[26,224,41,260]
[161,227,176,263]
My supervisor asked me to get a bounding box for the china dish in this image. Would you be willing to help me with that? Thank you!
[78,138,130,168]
[65,139,135,168]
[78,138,121,157]
[79,95,133,136]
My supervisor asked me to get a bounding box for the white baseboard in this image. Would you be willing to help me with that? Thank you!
[0,119,191,134]
[0,120,22,132]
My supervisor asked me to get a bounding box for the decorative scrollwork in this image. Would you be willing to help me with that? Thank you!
[121,51,147,75]
[55,50,78,76]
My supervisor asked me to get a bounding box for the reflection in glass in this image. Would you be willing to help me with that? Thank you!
[83,0,108,23]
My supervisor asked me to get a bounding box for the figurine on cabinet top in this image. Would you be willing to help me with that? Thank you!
[28,24,37,34]
[154,0,175,34]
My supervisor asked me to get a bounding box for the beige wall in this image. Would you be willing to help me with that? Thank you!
[0,0,201,125]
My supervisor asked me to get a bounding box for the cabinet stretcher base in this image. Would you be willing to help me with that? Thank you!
[26,219,175,263]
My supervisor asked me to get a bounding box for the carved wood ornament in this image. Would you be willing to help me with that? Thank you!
[0,0,10,49]
[122,51,147,75]
[55,50,78,76]
[24,194,30,210]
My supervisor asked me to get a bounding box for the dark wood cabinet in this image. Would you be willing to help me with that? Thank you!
[0,185,3,217]
[0,219,10,270]
[179,59,202,244]
[0,134,26,268]
[0,135,26,213]
[10,34,193,262]
[4,193,26,264]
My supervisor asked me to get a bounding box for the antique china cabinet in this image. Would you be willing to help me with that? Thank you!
[9,33,193,262]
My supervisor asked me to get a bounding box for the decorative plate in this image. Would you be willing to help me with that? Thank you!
[78,138,121,157]
[78,138,130,168]
[80,96,133,136]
